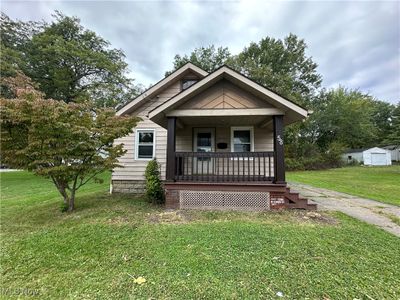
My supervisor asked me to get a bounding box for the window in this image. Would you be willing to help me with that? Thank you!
[135,129,155,159]
[231,127,254,152]
[182,79,198,90]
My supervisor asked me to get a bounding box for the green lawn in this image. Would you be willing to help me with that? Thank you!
[287,165,400,206]
[1,171,399,299]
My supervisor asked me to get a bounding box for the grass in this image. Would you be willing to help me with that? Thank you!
[287,165,400,206]
[1,171,400,299]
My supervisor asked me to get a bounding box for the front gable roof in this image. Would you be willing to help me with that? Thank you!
[148,65,309,126]
[116,63,208,116]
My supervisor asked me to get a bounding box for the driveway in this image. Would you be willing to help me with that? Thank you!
[289,182,400,237]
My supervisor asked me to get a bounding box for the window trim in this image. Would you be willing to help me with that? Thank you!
[135,129,156,160]
[230,126,254,153]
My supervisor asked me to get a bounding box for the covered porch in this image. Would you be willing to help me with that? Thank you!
[165,113,285,184]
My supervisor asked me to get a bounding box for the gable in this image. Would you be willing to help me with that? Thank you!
[149,66,309,127]
[365,147,388,154]
[179,79,273,110]
[132,70,204,118]
[116,63,208,116]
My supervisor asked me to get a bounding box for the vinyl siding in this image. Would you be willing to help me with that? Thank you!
[112,81,182,181]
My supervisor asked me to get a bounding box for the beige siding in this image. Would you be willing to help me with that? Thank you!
[180,80,273,110]
[112,80,184,181]
[112,120,167,181]
[176,126,192,152]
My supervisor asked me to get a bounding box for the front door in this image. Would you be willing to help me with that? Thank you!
[193,128,215,175]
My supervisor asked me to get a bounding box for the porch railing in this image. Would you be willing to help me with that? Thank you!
[174,151,274,182]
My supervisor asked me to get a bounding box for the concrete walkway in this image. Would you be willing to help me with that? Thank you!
[289,182,400,237]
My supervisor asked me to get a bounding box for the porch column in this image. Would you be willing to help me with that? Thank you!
[273,115,285,183]
[166,117,177,181]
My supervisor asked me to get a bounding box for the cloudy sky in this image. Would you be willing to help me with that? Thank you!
[2,0,399,104]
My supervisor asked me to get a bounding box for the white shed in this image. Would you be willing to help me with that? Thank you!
[343,147,392,166]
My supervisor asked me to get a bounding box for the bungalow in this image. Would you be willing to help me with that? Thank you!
[112,63,315,210]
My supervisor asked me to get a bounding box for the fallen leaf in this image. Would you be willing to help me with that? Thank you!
[133,276,147,285]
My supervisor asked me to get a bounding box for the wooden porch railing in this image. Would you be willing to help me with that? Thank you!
[174,151,274,182]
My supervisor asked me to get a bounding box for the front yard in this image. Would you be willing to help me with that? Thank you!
[1,171,399,299]
[287,165,400,206]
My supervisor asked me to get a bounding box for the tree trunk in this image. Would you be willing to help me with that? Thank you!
[68,189,76,212]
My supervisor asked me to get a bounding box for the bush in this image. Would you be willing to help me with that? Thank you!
[145,159,164,204]
[286,158,305,171]
[286,142,344,171]
[346,159,361,166]
[321,142,345,168]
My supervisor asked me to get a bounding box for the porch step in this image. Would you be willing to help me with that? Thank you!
[285,187,316,210]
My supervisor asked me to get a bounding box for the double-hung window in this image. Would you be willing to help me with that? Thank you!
[135,129,155,159]
[231,127,254,152]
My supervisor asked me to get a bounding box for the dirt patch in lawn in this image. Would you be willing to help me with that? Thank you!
[146,209,339,226]
[297,211,339,225]
[147,210,195,224]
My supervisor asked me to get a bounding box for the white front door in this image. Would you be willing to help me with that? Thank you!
[193,128,215,175]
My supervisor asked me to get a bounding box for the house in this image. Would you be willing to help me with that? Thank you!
[342,147,392,166]
[382,145,400,162]
[112,63,315,210]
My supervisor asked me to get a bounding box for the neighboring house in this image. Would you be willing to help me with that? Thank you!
[383,145,400,162]
[342,147,392,166]
[112,63,315,210]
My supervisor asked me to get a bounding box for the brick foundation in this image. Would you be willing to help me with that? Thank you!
[111,180,146,194]
[165,189,179,209]
[163,182,316,210]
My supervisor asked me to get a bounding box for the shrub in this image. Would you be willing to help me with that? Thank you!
[286,158,305,171]
[286,142,344,171]
[145,159,164,204]
[346,159,361,166]
[322,142,345,168]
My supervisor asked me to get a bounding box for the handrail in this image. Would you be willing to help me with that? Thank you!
[174,151,275,182]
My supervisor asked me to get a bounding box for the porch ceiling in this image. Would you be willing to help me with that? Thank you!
[177,115,272,127]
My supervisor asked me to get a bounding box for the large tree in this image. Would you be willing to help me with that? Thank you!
[0,74,139,211]
[167,45,231,76]
[169,34,322,107]
[0,12,139,108]
[310,87,379,149]
[382,103,400,145]
[230,34,322,106]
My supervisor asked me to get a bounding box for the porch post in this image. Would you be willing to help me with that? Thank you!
[273,115,285,183]
[166,117,177,181]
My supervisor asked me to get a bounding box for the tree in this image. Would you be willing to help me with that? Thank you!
[0,74,140,211]
[166,45,232,75]
[0,13,41,98]
[382,103,400,145]
[369,100,397,145]
[230,34,322,106]
[310,87,378,149]
[0,12,139,108]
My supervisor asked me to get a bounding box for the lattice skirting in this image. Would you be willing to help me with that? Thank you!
[179,190,270,211]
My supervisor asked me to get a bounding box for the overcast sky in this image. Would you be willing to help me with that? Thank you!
[2,0,399,104]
